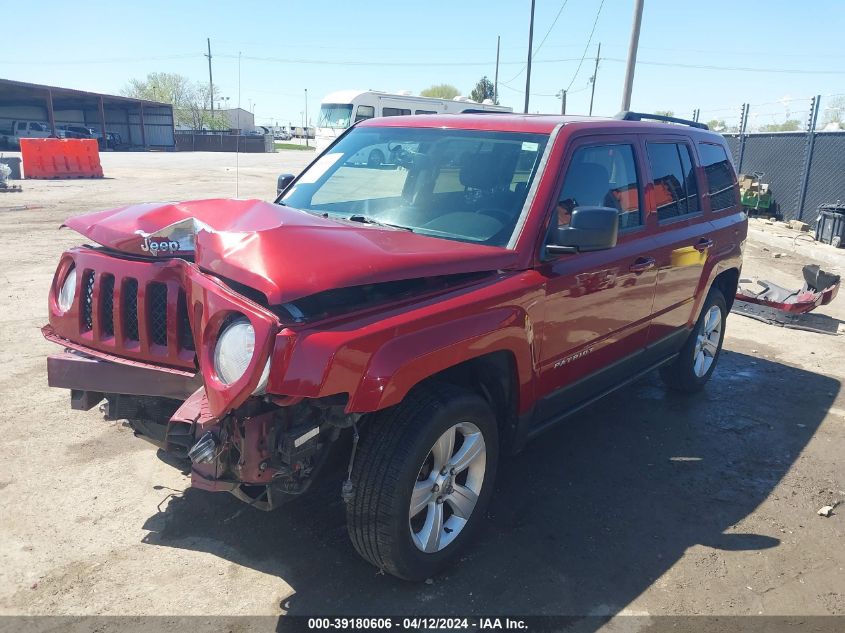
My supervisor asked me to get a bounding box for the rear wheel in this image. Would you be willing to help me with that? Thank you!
[346,383,498,581]
[660,287,727,392]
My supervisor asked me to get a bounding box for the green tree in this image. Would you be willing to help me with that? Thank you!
[469,76,496,104]
[122,72,227,130]
[420,84,460,99]
[654,110,675,117]
[759,119,801,132]
[706,119,727,132]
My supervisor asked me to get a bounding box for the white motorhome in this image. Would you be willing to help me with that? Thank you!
[315,90,511,157]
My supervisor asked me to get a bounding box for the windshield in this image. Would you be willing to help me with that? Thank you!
[281,126,549,247]
[317,104,353,129]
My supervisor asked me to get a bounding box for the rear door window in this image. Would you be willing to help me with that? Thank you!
[698,143,737,211]
[647,142,700,221]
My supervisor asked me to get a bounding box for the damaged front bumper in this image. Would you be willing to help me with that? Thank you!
[46,342,349,510]
[46,345,202,407]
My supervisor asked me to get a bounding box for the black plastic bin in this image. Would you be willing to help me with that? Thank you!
[815,204,845,248]
[0,157,22,180]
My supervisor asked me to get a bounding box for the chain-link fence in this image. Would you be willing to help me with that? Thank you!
[802,132,845,219]
[722,131,845,224]
[694,94,845,225]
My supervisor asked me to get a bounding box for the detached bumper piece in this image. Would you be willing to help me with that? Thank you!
[732,265,841,334]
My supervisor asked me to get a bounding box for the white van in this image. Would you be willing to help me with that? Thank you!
[315,90,511,157]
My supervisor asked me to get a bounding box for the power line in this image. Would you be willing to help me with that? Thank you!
[503,0,570,84]
[498,78,591,99]
[566,0,605,91]
[601,57,845,75]
[216,53,583,68]
[0,53,203,65]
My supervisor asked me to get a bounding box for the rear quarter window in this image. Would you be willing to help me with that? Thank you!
[698,143,738,211]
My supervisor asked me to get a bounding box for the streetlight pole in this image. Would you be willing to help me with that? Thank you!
[621,0,644,111]
[524,0,535,114]
[304,88,309,148]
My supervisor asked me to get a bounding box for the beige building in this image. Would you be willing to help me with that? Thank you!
[218,108,254,133]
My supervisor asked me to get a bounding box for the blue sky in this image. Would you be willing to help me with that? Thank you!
[3,0,844,129]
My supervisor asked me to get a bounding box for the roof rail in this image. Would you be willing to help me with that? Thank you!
[458,109,508,114]
[615,111,709,130]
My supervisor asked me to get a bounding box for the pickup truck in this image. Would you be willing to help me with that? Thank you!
[0,120,52,148]
[44,111,746,580]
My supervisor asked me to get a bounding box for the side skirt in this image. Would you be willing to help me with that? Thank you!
[518,327,692,447]
[524,353,678,443]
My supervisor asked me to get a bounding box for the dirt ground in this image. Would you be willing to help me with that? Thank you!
[0,152,843,626]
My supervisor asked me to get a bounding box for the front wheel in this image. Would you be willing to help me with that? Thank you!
[346,384,498,581]
[660,287,727,392]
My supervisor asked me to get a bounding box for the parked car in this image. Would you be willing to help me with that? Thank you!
[274,130,292,141]
[44,111,745,581]
[0,120,51,148]
[57,129,88,140]
[97,131,123,150]
[59,125,96,138]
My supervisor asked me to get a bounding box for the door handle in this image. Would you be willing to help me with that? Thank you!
[629,257,656,273]
[694,238,714,252]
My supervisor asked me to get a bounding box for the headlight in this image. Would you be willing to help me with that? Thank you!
[213,316,271,393]
[58,266,77,312]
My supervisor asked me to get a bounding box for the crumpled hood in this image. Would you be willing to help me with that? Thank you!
[63,199,518,304]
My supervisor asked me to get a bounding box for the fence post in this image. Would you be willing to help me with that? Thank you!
[795,95,821,221]
[737,103,749,173]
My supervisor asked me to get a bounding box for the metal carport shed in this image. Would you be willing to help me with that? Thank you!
[0,78,175,149]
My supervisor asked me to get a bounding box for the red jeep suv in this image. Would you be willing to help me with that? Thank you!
[44,111,746,580]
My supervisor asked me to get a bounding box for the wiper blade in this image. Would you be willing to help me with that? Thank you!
[347,215,413,231]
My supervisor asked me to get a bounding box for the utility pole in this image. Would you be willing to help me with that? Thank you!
[557,89,567,115]
[304,88,309,148]
[621,0,644,111]
[494,35,500,104]
[524,0,536,114]
[589,42,601,116]
[206,38,214,115]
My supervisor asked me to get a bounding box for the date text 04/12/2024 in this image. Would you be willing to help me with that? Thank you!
[306,618,528,630]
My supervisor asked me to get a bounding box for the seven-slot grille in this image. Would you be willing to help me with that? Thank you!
[76,268,195,367]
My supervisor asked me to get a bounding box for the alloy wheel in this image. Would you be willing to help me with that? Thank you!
[409,421,487,553]
[693,305,722,377]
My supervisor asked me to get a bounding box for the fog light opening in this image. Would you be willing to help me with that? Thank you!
[188,431,218,464]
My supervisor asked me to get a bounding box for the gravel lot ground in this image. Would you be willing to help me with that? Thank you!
[0,152,842,627]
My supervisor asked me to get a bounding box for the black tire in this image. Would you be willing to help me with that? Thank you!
[660,287,727,393]
[347,383,499,581]
[367,149,385,167]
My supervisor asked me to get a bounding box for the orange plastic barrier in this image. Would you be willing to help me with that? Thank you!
[20,138,104,179]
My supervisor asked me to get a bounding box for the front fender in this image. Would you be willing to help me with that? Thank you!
[266,271,546,415]
[348,307,536,413]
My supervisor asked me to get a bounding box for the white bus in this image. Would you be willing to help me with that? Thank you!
[315,90,511,157]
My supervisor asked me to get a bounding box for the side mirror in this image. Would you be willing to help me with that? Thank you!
[277,173,295,195]
[547,206,619,255]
